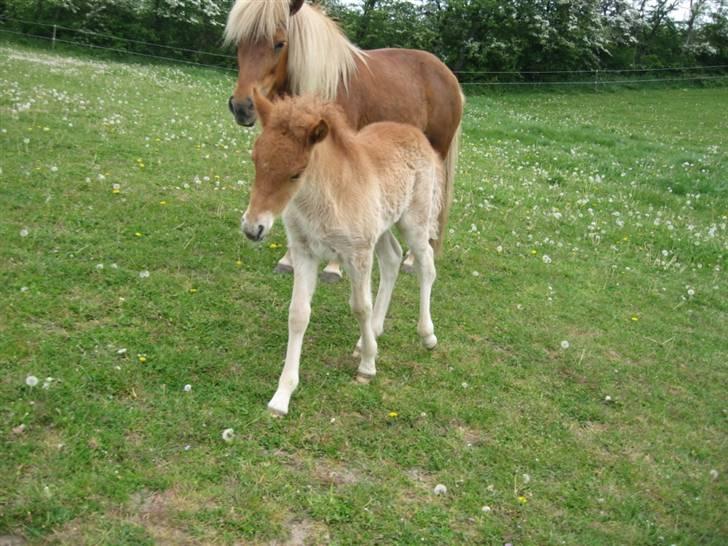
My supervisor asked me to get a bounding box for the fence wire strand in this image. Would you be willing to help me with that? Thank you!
[2,18,727,86]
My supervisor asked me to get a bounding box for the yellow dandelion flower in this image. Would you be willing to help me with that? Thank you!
[388,411,398,418]
[631,315,639,322]
[138,355,147,363]
[159,200,167,206]
[530,249,538,255]
[189,288,198,294]
[135,232,143,237]
[235,260,242,267]
[518,495,528,504]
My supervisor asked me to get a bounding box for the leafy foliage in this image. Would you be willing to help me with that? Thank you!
[2,0,727,76]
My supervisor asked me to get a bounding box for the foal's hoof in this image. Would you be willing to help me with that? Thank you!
[267,405,287,418]
[319,270,342,284]
[355,372,374,384]
[274,262,294,275]
[422,334,438,349]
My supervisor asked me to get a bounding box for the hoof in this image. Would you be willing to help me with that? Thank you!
[267,403,287,417]
[400,262,416,275]
[355,372,374,384]
[319,270,342,284]
[274,263,294,275]
[422,334,438,350]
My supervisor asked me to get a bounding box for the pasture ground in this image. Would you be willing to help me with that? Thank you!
[1,39,726,544]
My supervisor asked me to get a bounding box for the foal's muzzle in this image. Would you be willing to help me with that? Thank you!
[229,96,256,127]
[244,224,265,242]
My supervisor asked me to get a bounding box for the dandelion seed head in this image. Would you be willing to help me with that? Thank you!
[433,484,447,495]
[25,375,39,387]
[183,384,192,392]
[222,428,234,442]
[20,228,29,237]
[560,340,570,349]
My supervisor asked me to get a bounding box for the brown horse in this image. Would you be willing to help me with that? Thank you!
[242,91,448,416]
[225,0,463,279]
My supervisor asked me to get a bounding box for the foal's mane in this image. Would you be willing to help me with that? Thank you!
[270,96,355,152]
[224,0,366,101]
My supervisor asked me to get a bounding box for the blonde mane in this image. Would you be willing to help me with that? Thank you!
[224,0,365,101]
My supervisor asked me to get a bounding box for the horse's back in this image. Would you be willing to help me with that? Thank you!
[341,49,462,158]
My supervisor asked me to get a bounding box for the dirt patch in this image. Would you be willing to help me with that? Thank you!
[0,536,27,546]
[265,517,330,546]
[121,487,201,545]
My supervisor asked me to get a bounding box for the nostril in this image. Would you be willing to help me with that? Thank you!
[245,96,254,110]
[256,224,264,239]
[228,96,235,113]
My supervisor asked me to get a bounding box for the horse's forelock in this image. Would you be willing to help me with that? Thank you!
[224,0,291,46]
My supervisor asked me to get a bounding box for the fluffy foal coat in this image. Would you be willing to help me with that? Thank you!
[242,92,448,416]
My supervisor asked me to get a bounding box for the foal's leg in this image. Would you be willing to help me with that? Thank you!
[267,248,318,416]
[354,232,402,356]
[400,224,437,350]
[347,252,378,383]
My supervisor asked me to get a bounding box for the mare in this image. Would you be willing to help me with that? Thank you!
[225,0,463,280]
[242,90,450,416]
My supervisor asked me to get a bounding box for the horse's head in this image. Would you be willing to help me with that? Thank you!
[227,0,304,127]
[242,90,328,242]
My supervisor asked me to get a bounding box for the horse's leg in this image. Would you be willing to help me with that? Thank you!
[347,252,377,383]
[354,231,402,356]
[400,222,437,350]
[319,261,343,284]
[274,249,294,274]
[267,248,318,416]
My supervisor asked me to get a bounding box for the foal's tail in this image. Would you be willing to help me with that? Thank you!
[432,98,463,256]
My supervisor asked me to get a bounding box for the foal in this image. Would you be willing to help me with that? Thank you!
[242,90,449,416]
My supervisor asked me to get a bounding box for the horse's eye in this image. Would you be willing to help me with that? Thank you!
[274,41,286,51]
[291,173,302,181]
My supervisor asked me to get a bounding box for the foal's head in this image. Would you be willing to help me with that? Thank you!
[242,91,329,242]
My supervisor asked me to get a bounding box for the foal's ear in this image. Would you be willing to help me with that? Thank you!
[307,119,328,147]
[290,0,305,15]
[252,87,273,127]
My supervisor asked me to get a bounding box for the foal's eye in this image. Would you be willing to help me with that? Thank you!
[274,41,286,51]
[290,173,302,181]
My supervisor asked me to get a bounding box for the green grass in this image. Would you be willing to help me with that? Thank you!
[1,39,726,545]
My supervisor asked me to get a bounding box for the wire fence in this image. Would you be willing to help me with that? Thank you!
[2,16,727,88]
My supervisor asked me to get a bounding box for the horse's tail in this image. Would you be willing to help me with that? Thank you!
[432,90,463,257]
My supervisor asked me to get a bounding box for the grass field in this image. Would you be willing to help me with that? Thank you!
[1,39,726,545]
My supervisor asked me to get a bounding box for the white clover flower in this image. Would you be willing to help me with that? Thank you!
[222,428,234,442]
[25,375,39,387]
[183,384,192,392]
[433,484,447,495]
[481,505,492,513]
[139,270,150,279]
[560,340,570,350]
[95,263,104,270]
[522,473,531,484]
[542,255,552,264]
[42,377,54,390]
[20,228,29,237]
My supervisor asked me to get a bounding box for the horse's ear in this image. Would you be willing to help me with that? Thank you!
[308,119,328,147]
[252,88,272,127]
[290,0,305,15]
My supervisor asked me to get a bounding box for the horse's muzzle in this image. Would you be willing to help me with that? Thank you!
[229,96,256,127]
